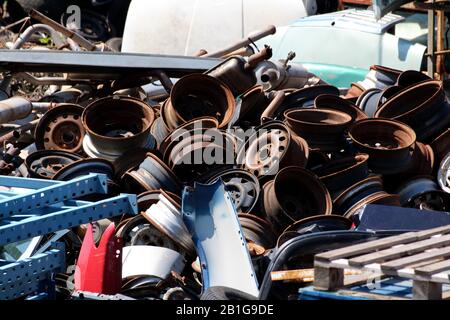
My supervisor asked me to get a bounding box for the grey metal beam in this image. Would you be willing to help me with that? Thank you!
[0,50,222,79]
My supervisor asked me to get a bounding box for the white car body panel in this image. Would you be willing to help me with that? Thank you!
[122,0,312,55]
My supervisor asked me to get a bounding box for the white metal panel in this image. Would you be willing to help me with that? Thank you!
[122,0,309,55]
[122,246,186,279]
[242,0,310,36]
[122,0,242,55]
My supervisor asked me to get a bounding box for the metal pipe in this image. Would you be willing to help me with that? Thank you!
[12,24,65,49]
[246,46,273,70]
[0,119,39,146]
[29,9,96,51]
[261,91,286,123]
[31,102,57,113]
[222,46,254,59]
[205,25,276,58]
[0,97,33,124]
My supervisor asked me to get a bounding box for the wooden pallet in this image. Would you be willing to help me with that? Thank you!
[314,225,450,300]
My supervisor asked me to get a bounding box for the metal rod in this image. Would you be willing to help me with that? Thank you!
[436,9,445,79]
[426,49,450,56]
[205,25,276,58]
[0,17,30,34]
[29,9,96,51]
[427,4,436,78]
[261,91,286,123]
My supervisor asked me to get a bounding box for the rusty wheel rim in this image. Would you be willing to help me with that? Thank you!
[35,104,85,154]
[269,166,332,224]
[238,121,292,178]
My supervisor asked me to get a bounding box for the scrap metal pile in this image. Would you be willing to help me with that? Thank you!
[2,12,450,301]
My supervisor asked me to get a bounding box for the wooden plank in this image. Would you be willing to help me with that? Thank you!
[313,266,344,291]
[413,280,443,300]
[271,269,361,282]
[415,259,450,277]
[381,247,450,271]
[348,234,450,267]
[315,225,450,263]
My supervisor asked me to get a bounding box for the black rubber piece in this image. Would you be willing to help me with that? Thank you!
[201,287,258,301]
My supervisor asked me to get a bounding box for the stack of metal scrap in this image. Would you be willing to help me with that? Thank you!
[1,13,450,301]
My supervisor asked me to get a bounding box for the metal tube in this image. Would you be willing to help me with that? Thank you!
[427,6,435,78]
[12,24,65,49]
[205,25,276,58]
[0,119,39,146]
[0,97,33,124]
[31,102,57,113]
[261,91,286,123]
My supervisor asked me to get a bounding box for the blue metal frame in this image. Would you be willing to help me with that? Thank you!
[0,173,138,300]
[0,249,64,300]
[0,173,108,220]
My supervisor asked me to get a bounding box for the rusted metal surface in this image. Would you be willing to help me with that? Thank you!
[25,150,83,179]
[237,121,309,178]
[263,166,332,233]
[333,175,385,215]
[237,85,270,126]
[159,117,219,159]
[375,80,450,141]
[284,108,352,152]
[349,119,416,174]
[431,129,450,171]
[314,94,368,122]
[34,104,85,154]
[396,70,431,87]
[206,46,272,96]
[163,74,235,130]
[123,153,181,195]
[2,10,450,300]
[82,96,155,160]
[278,85,340,115]
[315,154,370,199]
[238,214,277,251]
[52,158,115,181]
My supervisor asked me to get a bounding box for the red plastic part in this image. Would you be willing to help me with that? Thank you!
[74,222,123,294]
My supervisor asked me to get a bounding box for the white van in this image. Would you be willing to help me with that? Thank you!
[121,0,315,55]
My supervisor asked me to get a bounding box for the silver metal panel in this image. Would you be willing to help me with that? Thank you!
[182,179,259,297]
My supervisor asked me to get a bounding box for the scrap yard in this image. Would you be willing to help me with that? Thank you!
[2,0,450,305]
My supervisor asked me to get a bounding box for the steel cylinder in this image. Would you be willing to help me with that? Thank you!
[0,97,33,124]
